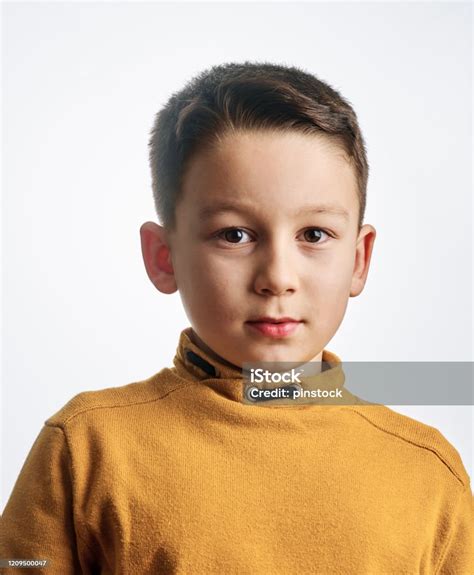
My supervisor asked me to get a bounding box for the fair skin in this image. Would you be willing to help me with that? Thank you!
[140,130,376,372]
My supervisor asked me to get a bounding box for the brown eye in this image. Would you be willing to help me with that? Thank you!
[303,228,328,243]
[219,228,252,244]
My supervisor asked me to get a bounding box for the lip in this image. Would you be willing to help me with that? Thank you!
[245,318,302,338]
[247,316,300,323]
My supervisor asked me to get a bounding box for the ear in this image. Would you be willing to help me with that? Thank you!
[139,221,178,294]
[350,224,377,297]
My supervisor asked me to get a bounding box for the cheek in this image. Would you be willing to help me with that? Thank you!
[324,247,355,289]
[177,250,243,307]
[304,253,354,318]
[198,258,240,292]
[306,257,353,292]
[198,247,246,282]
[327,266,354,297]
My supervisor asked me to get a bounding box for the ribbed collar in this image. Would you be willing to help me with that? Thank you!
[172,326,347,406]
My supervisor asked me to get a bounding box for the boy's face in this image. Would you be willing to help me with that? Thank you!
[141,130,376,368]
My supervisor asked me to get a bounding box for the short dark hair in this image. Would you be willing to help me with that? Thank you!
[149,61,369,232]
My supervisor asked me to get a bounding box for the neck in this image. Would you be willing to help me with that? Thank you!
[189,328,324,375]
[188,329,243,371]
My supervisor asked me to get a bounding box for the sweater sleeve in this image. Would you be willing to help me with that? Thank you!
[435,483,474,575]
[0,423,84,573]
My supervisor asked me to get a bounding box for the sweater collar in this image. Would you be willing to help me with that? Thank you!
[172,326,346,405]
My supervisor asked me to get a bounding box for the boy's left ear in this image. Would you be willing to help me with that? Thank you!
[350,224,377,297]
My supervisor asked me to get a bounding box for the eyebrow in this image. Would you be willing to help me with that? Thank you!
[198,201,350,221]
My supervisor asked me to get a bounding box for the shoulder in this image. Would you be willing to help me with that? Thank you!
[45,367,183,428]
[344,404,471,489]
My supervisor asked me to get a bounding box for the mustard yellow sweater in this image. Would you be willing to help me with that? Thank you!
[1,327,473,574]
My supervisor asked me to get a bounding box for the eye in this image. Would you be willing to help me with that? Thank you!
[301,228,331,243]
[215,227,253,244]
[215,227,332,245]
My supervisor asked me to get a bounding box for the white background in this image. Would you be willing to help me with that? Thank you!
[2,1,472,510]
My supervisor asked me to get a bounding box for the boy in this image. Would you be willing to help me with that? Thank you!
[1,62,472,573]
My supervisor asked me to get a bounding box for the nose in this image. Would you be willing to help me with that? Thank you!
[253,237,299,296]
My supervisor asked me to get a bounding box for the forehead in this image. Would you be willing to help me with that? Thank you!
[180,130,358,222]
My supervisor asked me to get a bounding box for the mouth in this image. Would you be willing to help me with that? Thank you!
[245,317,303,338]
[247,316,301,323]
